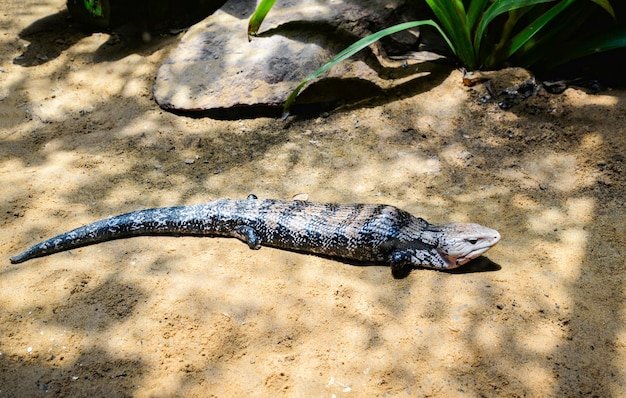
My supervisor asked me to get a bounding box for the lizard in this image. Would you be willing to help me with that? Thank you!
[10,195,500,274]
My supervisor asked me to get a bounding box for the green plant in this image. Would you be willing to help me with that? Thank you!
[67,0,111,29]
[426,0,618,70]
[271,21,454,118]
[248,0,625,116]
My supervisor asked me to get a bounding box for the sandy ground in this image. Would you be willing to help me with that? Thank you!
[1,1,626,397]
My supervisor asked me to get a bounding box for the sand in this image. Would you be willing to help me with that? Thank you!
[1,1,625,396]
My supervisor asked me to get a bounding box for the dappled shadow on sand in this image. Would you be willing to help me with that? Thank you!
[1,2,625,396]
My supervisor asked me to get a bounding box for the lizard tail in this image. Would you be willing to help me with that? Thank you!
[10,205,223,264]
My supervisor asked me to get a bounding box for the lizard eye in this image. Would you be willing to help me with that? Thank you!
[467,238,478,245]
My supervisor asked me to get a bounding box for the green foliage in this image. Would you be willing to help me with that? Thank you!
[83,0,104,17]
[248,0,625,115]
[281,21,453,118]
[67,0,110,29]
[427,0,618,70]
[248,0,277,39]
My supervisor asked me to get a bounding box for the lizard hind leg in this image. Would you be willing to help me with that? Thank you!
[233,225,262,250]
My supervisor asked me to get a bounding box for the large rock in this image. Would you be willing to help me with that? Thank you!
[153,0,448,118]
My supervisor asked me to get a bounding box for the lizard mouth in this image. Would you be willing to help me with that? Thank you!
[455,246,493,266]
[456,238,501,266]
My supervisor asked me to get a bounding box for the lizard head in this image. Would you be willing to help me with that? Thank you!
[432,223,501,269]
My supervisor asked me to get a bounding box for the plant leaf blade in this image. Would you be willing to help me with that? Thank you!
[474,0,557,56]
[283,20,451,118]
[506,0,576,59]
[591,0,615,18]
[248,0,278,39]
[425,0,474,68]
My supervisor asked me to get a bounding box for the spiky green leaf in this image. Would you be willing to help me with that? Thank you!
[591,0,615,18]
[506,0,576,59]
[474,0,557,54]
[248,0,277,39]
[425,0,475,68]
[282,20,452,118]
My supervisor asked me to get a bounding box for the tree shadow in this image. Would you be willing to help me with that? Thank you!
[14,9,89,67]
[0,347,145,396]
[0,274,148,396]
[14,1,227,67]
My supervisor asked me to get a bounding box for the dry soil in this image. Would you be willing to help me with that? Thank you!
[1,1,625,397]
